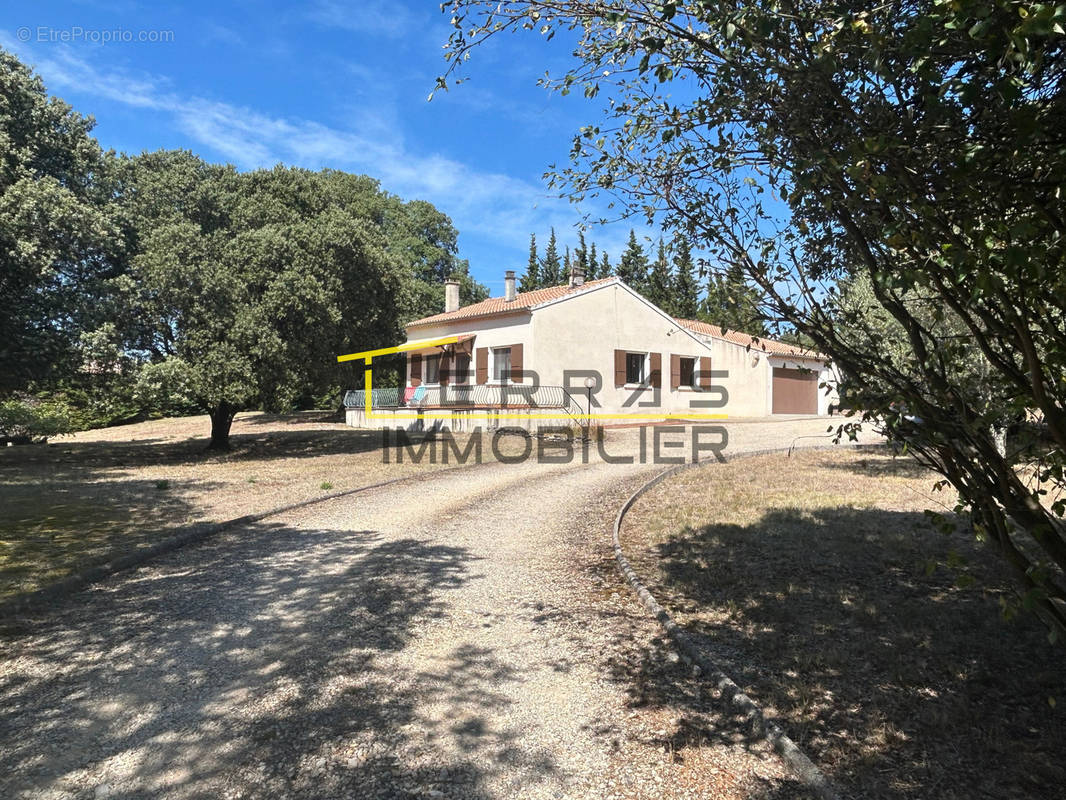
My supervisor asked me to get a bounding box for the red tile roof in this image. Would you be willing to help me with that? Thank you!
[406,277,618,328]
[674,318,827,360]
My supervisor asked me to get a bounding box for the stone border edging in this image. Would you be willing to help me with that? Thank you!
[612,445,866,800]
[0,460,489,621]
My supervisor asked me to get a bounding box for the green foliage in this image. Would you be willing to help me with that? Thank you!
[617,229,648,289]
[442,0,1066,641]
[133,358,199,417]
[0,397,74,443]
[671,235,700,319]
[520,233,541,291]
[645,238,673,310]
[0,48,119,393]
[2,49,485,441]
[384,197,487,321]
[541,227,562,285]
[574,229,589,276]
[117,153,405,447]
[519,228,617,288]
[702,263,766,335]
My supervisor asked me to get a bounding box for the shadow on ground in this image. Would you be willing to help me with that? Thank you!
[0,423,445,599]
[0,471,219,602]
[580,533,812,799]
[818,445,935,480]
[0,518,548,798]
[637,505,1064,799]
[0,427,395,470]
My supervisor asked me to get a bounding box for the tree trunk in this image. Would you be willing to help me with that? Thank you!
[207,402,236,451]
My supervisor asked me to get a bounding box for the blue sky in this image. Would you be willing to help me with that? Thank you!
[3,0,659,295]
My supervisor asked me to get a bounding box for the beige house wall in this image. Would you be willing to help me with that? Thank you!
[406,313,533,386]
[530,283,771,417]
[399,280,834,421]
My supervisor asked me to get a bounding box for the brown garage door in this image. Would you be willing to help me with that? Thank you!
[772,367,818,414]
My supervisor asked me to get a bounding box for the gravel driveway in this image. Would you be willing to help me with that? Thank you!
[1,420,878,799]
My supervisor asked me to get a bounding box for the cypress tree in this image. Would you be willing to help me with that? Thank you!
[703,262,766,334]
[646,237,673,310]
[616,229,648,290]
[575,230,588,276]
[520,232,540,292]
[672,235,700,318]
[541,228,562,286]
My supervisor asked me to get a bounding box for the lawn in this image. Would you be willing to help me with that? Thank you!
[620,446,1064,800]
[0,411,496,601]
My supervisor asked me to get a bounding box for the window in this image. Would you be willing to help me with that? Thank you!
[679,357,697,388]
[492,347,511,383]
[454,354,471,385]
[424,354,440,385]
[625,352,647,385]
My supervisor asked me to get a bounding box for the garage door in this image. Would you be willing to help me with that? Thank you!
[772,367,818,414]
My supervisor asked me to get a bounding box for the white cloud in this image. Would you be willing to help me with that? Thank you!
[3,35,667,284]
[3,39,579,252]
[305,0,421,39]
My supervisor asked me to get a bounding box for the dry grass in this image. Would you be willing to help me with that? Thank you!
[0,411,504,600]
[622,446,1064,800]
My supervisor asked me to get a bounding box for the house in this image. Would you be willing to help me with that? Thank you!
[344,269,837,430]
[673,318,837,416]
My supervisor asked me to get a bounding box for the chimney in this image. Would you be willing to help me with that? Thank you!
[444,279,460,313]
[504,270,516,302]
[569,266,585,288]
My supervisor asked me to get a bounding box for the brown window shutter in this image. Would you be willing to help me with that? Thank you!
[650,352,662,388]
[699,356,712,389]
[670,354,681,390]
[510,343,524,383]
[614,349,626,387]
[410,353,422,387]
[439,352,451,385]
[475,347,488,384]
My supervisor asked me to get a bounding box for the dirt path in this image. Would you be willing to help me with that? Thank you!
[1,421,878,799]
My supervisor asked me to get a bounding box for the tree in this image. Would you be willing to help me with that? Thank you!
[120,153,405,449]
[587,241,598,280]
[0,49,118,394]
[541,227,562,286]
[599,250,611,279]
[616,229,648,289]
[703,263,766,335]
[574,229,589,277]
[646,237,673,310]
[442,2,1066,640]
[382,196,486,323]
[521,233,540,292]
[671,235,699,319]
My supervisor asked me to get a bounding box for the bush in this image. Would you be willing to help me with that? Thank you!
[0,397,75,444]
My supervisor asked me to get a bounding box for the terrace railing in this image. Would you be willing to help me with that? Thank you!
[343,387,399,409]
